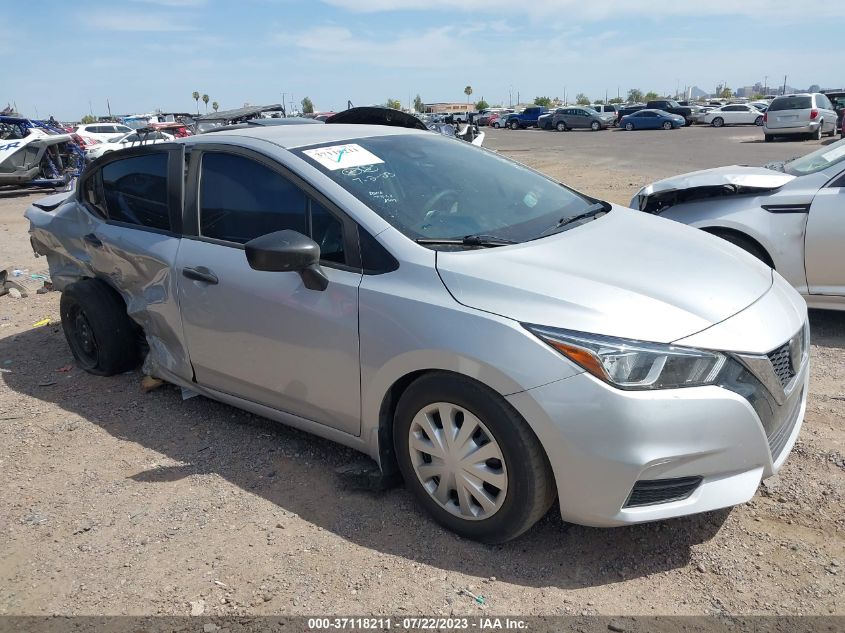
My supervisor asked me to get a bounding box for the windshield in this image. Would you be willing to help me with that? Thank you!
[296,134,601,243]
[783,138,845,176]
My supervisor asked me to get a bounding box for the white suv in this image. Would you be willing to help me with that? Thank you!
[763,93,838,141]
[75,123,134,143]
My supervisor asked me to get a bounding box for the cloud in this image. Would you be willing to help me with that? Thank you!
[273,25,475,67]
[130,0,206,6]
[86,12,197,31]
[319,0,829,21]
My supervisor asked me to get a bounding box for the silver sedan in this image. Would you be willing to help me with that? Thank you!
[26,123,808,542]
[631,138,845,311]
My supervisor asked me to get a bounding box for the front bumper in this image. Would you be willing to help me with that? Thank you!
[508,358,807,527]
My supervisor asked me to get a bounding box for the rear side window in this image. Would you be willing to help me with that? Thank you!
[101,153,171,231]
[769,96,812,111]
[199,153,307,244]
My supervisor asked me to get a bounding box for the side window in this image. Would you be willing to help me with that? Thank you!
[310,200,344,264]
[101,153,171,231]
[82,170,107,220]
[200,153,306,244]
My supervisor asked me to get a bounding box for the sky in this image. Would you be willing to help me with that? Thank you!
[2,0,844,120]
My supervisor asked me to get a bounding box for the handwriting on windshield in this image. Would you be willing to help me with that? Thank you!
[341,164,396,184]
[368,191,398,204]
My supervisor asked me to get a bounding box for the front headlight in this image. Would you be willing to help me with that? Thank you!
[524,324,727,390]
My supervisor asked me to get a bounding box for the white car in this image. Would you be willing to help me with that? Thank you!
[74,123,134,143]
[85,130,175,160]
[703,104,765,127]
[631,138,845,310]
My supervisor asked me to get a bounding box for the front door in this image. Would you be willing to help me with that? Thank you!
[177,149,363,435]
[805,173,845,296]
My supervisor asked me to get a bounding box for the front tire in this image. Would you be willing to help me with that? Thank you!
[624,122,634,131]
[711,117,724,128]
[509,120,519,130]
[590,121,600,131]
[394,373,555,543]
[60,278,142,376]
[556,121,567,132]
[663,121,673,130]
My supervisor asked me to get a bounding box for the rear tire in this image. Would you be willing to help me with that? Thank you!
[764,134,773,142]
[711,117,724,128]
[509,120,519,130]
[754,116,764,126]
[813,125,822,141]
[60,278,142,376]
[394,373,556,544]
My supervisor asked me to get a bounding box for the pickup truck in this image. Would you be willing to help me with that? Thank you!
[503,106,548,129]
[615,100,697,126]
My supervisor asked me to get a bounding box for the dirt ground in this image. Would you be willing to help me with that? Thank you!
[1,128,843,617]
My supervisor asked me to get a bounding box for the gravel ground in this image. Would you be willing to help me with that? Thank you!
[1,127,843,617]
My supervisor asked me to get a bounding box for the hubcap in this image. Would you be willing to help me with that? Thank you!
[408,402,507,521]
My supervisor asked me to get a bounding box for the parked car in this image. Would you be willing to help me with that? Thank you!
[552,107,612,131]
[476,109,512,126]
[645,100,697,126]
[749,101,770,113]
[703,104,765,127]
[841,111,845,139]
[505,106,547,129]
[85,130,175,159]
[537,111,555,130]
[763,93,838,142]
[618,109,685,130]
[74,122,134,143]
[26,123,808,543]
[0,116,86,188]
[631,137,845,310]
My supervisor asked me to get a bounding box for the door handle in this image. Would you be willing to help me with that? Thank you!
[182,266,219,285]
[83,233,102,247]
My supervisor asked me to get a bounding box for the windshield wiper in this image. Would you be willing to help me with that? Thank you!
[416,234,517,248]
[534,202,608,239]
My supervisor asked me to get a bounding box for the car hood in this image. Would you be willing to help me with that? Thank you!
[435,207,773,344]
[631,165,795,209]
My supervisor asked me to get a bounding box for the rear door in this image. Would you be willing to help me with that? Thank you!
[805,166,845,296]
[76,145,193,379]
[176,145,364,435]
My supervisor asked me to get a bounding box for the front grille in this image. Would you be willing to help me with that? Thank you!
[767,342,795,389]
[768,387,804,461]
[624,476,702,508]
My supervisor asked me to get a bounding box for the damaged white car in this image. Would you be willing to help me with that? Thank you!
[632,139,845,310]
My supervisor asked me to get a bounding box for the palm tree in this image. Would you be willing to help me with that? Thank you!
[464,85,473,114]
[192,91,200,114]
[202,94,209,113]
[212,101,219,112]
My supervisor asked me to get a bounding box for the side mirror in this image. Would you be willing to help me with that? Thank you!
[244,229,329,291]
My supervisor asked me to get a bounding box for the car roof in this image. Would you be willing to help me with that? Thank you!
[186,123,430,150]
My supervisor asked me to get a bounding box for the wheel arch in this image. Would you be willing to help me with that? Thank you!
[700,226,776,268]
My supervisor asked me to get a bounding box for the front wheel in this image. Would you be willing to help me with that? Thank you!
[663,121,673,130]
[394,373,555,543]
[493,122,501,128]
[711,117,724,128]
[509,120,519,130]
[556,121,567,132]
[624,122,634,131]
[590,121,600,131]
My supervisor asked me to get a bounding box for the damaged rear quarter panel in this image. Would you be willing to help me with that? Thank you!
[25,196,193,382]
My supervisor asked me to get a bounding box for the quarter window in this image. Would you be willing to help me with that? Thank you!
[101,153,171,231]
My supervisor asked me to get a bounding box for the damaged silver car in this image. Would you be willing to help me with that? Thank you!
[631,138,845,311]
[25,124,809,543]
